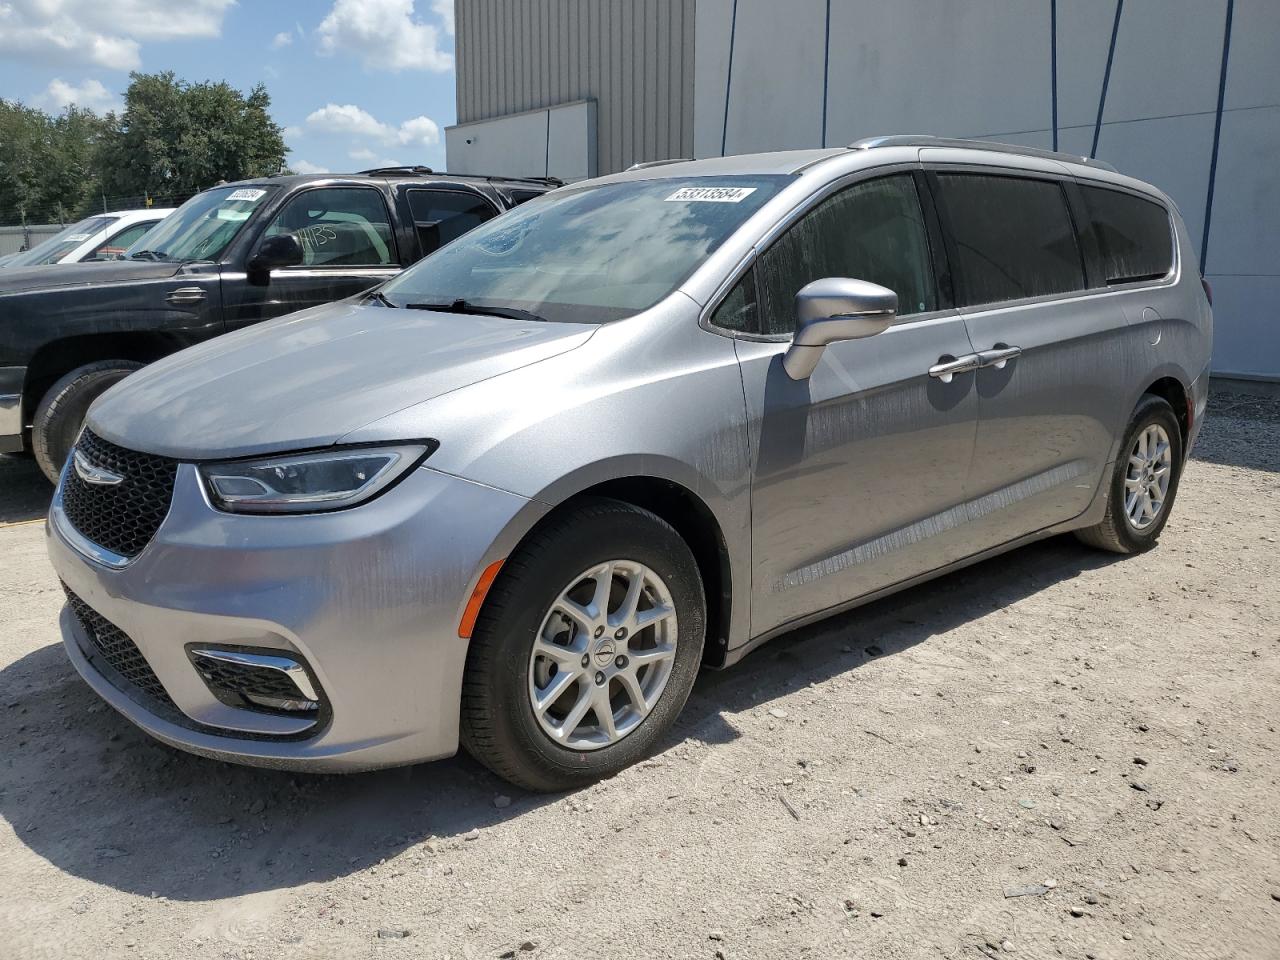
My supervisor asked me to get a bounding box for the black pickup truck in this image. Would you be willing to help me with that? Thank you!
[0,166,557,480]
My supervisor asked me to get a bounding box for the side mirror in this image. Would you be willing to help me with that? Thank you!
[247,233,304,282]
[782,277,897,380]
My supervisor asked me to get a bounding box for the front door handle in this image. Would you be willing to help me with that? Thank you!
[928,353,980,383]
[976,344,1022,369]
[167,286,207,305]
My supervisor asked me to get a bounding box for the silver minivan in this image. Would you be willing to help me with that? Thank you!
[47,137,1212,790]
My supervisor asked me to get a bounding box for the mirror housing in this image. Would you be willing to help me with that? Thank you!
[247,233,304,282]
[782,277,897,380]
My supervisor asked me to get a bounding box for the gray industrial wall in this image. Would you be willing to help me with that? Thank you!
[449,0,1277,379]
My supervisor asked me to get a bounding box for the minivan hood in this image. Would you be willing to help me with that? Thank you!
[0,259,183,294]
[87,299,597,459]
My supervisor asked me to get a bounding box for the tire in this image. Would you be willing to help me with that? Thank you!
[32,360,143,484]
[1075,393,1184,554]
[460,497,706,792]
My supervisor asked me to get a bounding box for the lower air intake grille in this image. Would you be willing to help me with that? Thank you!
[63,584,174,709]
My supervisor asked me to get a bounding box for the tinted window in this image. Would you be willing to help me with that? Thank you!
[710,269,759,333]
[260,187,396,266]
[1080,185,1173,284]
[935,174,1085,305]
[407,189,497,255]
[89,221,155,261]
[755,175,937,336]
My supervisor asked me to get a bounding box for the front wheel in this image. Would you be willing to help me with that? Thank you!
[460,497,706,792]
[1075,393,1184,554]
[32,360,143,483]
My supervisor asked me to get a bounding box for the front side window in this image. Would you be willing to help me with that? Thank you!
[125,185,277,263]
[7,215,116,267]
[89,221,155,261]
[934,173,1085,306]
[380,176,786,324]
[754,174,938,336]
[1079,185,1174,285]
[259,187,396,267]
[407,189,497,256]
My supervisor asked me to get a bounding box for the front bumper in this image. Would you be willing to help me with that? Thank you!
[47,460,544,772]
[0,365,25,453]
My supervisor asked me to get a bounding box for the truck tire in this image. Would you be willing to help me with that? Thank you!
[32,360,143,484]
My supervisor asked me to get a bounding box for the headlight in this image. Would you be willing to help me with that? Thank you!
[199,444,432,514]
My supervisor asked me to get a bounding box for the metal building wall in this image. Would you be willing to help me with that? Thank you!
[692,0,1278,380]
[455,0,696,176]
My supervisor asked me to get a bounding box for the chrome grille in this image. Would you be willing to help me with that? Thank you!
[61,430,177,560]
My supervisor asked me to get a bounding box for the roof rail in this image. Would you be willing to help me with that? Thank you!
[484,174,565,187]
[359,165,437,177]
[625,158,694,172]
[847,135,1118,172]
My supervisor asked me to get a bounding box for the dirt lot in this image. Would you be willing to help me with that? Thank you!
[1,393,1277,960]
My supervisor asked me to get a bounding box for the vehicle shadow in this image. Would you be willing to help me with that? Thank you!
[0,533,1118,902]
[0,454,51,524]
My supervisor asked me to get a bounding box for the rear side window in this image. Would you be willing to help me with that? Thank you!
[754,174,938,336]
[934,174,1085,306]
[407,189,497,256]
[1079,185,1174,284]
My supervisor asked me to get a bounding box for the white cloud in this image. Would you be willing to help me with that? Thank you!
[316,0,452,72]
[305,103,440,149]
[290,159,329,175]
[35,77,120,114]
[0,0,234,70]
[282,125,303,140]
[348,147,377,162]
[270,31,293,49]
[432,0,454,37]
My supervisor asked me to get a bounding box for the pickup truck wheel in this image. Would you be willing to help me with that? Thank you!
[32,360,143,484]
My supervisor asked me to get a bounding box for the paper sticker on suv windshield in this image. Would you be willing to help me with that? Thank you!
[226,188,266,202]
[665,186,757,203]
[65,234,90,242]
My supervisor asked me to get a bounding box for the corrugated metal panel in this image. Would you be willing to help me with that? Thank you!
[456,0,696,174]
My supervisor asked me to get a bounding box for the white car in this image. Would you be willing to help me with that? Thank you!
[0,209,175,269]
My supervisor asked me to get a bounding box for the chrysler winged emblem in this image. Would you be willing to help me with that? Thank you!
[73,449,124,486]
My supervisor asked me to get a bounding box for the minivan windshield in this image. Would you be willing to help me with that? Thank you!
[379,176,787,323]
[4,215,117,268]
[125,185,277,263]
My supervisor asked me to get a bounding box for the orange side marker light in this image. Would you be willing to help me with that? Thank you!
[459,559,505,638]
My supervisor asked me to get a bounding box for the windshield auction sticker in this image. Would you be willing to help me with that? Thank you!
[665,186,757,203]
[226,188,267,202]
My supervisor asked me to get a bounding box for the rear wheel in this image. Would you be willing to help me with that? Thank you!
[460,497,706,791]
[1075,394,1184,554]
[32,360,143,484]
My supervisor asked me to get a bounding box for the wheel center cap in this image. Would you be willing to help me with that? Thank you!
[593,638,616,667]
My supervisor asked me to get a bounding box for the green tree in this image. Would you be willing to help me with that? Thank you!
[0,101,107,224]
[96,72,287,202]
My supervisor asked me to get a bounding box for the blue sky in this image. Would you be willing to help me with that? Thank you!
[0,0,457,174]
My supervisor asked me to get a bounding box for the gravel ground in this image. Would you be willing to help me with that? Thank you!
[0,394,1277,960]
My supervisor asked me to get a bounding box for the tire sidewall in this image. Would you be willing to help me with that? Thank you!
[33,362,142,483]
[1109,396,1184,552]
[470,504,705,788]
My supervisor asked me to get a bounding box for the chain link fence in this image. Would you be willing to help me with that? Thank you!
[0,191,196,257]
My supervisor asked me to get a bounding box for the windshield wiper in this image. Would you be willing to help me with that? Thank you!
[366,290,397,308]
[404,298,547,323]
[129,249,170,261]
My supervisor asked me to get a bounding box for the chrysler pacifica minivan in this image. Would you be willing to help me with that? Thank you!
[47,137,1211,790]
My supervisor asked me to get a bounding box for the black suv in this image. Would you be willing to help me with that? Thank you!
[0,167,557,480]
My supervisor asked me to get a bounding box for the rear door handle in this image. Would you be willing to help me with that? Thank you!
[976,345,1022,369]
[928,354,980,383]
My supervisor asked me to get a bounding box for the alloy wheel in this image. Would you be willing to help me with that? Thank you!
[1124,423,1173,531]
[527,560,678,751]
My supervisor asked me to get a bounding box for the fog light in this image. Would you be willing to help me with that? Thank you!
[189,648,323,716]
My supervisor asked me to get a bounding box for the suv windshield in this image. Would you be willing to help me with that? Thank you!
[379,176,788,323]
[5,216,117,267]
[126,185,277,263]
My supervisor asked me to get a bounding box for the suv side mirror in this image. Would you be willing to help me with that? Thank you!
[248,233,304,282]
[782,277,897,380]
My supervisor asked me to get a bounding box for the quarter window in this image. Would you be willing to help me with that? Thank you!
[709,269,759,333]
[934,174,1085,306]
[259,187,396,267]
[1079,185,1174,284]
[406,189,497,256]
[755,174,938,336]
